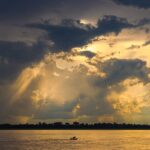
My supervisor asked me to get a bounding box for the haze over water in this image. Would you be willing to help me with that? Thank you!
[0,130,150,150]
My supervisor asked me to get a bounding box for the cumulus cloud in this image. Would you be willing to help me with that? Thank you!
[29,58,150,122]
[0,54,149,123]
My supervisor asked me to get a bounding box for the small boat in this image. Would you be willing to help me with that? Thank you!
[70,136,78,140]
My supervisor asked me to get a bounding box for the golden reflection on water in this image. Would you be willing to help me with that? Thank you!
[0,130,150,150]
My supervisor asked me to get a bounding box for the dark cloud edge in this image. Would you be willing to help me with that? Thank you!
[26,15,150,52]
[113,0,150,9]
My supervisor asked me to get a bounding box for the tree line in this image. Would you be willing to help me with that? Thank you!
[0,122,150,130]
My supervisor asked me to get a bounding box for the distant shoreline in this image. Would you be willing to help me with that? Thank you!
[0,122,150,130]
[0,129,150,130]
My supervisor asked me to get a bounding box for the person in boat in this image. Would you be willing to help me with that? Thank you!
[70,136,78,140]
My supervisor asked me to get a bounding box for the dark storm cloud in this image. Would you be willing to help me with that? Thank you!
[113,0,150,9]
[27,16,150,51]
[27,19,94,51]
[100,58,150,85]
[0,0,115,22]
[0,40,49,63]
[0,40,49,82]
[96,15,134,34]
[0,0,61,20]
[138,18,150,26]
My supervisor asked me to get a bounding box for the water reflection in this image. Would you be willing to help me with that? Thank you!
[0,130,150,150]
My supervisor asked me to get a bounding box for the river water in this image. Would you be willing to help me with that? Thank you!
[0,130,150,150]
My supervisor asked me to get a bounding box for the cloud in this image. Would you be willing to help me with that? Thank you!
[35,100,79,120]
[113,0,150,9]
[127,44,141,50]
[126,39,150,50]
[27,16,150,51]
[99,58,150,85]
[78,51,96,58]
[0,0,149,124]
[0,55,149,123]
[126,39,150,49]
[96,15,134,35]
[143,40,150,46]
[0,40,49,82]
[0,0,61,21]
[0,0,119,23]
[27,19,94,51]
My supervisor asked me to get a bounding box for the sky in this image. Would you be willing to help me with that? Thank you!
[0,0,150,124]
